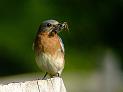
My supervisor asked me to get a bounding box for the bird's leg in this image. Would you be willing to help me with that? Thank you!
[42,72,48,80]
[56,73,59,77]
[57,73,61,77]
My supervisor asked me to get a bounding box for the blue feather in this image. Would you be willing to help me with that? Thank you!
[58,36,65,53]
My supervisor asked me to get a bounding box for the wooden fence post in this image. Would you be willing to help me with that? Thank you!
[0,77,66,92]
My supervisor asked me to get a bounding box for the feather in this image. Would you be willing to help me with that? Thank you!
[58,36,65,53]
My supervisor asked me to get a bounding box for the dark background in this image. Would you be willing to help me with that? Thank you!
[0,0,123,77]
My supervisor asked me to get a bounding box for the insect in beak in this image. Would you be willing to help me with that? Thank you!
[51,22,69,34]
[56,22,69,33]
[61,22,69,31]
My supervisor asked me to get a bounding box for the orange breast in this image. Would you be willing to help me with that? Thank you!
[34,32,61,56]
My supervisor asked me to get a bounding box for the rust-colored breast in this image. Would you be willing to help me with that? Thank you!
[34,32,62,56]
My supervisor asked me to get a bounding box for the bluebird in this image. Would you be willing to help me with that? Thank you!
[33,20,68,79]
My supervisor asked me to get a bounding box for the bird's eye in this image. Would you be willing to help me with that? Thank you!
[46,23,52,27]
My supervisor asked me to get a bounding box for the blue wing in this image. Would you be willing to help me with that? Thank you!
[58,36,65,53]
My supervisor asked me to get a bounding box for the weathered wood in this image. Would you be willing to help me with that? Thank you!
[0,77,66,92]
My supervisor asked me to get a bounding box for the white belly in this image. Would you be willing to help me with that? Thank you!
[35,53,64,75]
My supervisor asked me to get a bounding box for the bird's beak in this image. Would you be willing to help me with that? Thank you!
[51,24,62,33]
[52,22,68,33]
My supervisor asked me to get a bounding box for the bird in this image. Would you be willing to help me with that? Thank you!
[33,19,68,79]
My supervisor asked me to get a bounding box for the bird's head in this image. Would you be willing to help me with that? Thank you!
[37,20,68,36]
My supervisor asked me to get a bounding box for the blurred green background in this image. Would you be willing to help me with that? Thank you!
[0,0,123,92]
